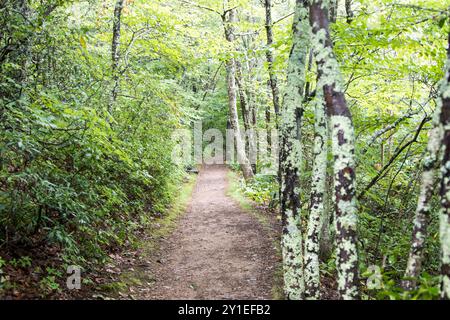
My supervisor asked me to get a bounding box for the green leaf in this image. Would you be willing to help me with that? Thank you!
[79,35,87,49]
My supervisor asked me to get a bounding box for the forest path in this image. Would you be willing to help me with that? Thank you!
[146,165,278,299]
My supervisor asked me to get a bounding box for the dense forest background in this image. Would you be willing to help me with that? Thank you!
[1,0,450,300]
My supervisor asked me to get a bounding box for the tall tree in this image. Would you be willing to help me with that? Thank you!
[279,0,310,300]
[265,80,273,154]
[223,7,254,180]
[402,112,441,290]
[438,32,450,300]
[329,0,338,23]
[264,0,281,117]
[304,91,328,299]
[235,57,257,173]
[17,0,31,88]
[109,0,124,119]
[309,0,360,299]
[345,0,354,24]
[179,0,254,179]
[235,60,251,133]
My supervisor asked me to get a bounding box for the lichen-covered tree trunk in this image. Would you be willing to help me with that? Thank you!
[345,0,354,24]
[320,130,335,263]
[329,0,338,23]
[235,59,257,173]
[438,33,450,300]
[304,91,328,299]
[108,0,124,118]
[402,113,441,290]
[319,186,334,261]
[266,81,273,153]
[240,31,258,173]
[279,0,310,300]
[223,9,254,181]
[309,0,360,300]
[264,0,281,117]
[235,60,251,133]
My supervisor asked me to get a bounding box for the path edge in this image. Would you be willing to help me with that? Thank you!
[226,169,285,300]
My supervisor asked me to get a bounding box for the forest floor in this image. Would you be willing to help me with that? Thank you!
[139,164,282,299]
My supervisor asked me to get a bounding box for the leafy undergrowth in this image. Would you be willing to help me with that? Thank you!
[0,173,198,299]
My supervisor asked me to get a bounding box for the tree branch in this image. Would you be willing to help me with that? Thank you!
[272,11,294,26]
[180,0,222,16]
[358,115,431,200]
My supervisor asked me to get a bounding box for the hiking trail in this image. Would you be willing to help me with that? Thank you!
[146,165,279,299]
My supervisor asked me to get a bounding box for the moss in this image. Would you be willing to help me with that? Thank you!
[98,281,128,293]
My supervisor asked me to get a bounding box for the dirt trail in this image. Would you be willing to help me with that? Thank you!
[146,165,278,299]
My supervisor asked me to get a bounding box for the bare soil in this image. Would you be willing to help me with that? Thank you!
[145,165,279,299]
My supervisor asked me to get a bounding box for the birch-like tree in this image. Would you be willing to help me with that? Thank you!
[438,32,450,300]
[279,0,310,300]
[304,91,328,299]
[402,109,441,290]
[182,0,254,179]
[108,0,124,120]
[223,7,254,180]
[309,0,360,300]
[264,0,281,117]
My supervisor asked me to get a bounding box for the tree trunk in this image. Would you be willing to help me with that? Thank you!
[279,0,310,300]
[264,0,281,117]
[109,0,124,119]
[235,59,257,173]
[235,60,251,134]
[304,91,328,299]
[18,0,31,89]
[235,11,258,173]
[329,0,338,23]
[266,81,272,154]
[438,33,450,300]
[223,9,254,181]
[309,0,360,300]
[319,184,334,262]
[345,0,354,24]
[402,113,441,290]
[320,136,335,263]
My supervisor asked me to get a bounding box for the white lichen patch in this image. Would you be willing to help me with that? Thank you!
[282,210,305,300]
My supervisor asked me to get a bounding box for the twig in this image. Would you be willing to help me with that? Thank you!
[180,0,222,16]
[358,115,431,200]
